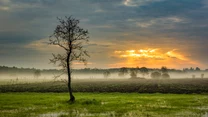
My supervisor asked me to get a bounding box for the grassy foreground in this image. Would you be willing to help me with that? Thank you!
[0,93,207,117]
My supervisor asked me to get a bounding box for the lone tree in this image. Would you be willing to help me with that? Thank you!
[49,16,89,102]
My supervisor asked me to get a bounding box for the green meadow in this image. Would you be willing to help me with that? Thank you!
[0,93,207,117]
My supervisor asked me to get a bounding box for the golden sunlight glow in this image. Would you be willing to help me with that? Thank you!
[112,48,199,68]
[117,49,164,59]
[166,49,187,61]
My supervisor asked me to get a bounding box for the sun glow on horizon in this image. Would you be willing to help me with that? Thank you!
[112,48,199,68]
[117,49,164,59]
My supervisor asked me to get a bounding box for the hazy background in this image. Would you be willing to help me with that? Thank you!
[0,66,207,85]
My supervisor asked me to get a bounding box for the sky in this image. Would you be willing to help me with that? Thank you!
[0,0,208,70]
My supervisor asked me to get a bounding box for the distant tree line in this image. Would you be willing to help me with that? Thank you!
[0,66,207,76]
[182,67,204,72]
[116,66,170,79]
[0,66,62,75]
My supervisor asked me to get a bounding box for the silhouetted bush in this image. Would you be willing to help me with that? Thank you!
[161,73,170,79]
[151,71,161,79]
[103,70,111,78]
[130,69,137,78]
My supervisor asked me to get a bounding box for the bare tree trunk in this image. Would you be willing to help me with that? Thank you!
[67,55,75,102]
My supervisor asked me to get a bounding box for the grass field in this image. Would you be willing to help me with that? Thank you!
[0,93,208,117]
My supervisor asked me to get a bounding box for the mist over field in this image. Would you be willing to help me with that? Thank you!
[0,66,207,85]
[1,71,208,79]
[1,66,208,95]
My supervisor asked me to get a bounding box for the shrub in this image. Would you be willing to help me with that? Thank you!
[161,73,170,79]
[103,71,110,78]
[151,71,161,79]
[130,70,137,78]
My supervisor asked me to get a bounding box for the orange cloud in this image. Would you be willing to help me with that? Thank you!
[115,48,165,59]
[166,49,187,61]
[112,48,199,68]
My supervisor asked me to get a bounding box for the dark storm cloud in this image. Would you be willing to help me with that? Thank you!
[136,0,203,17]
[0,31,40,44]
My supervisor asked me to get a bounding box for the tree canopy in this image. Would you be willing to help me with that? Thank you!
[49,16,89,102]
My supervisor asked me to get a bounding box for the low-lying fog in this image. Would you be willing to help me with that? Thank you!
[0,71,207,84]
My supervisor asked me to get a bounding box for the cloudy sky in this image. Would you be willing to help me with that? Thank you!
[0,0,208,69]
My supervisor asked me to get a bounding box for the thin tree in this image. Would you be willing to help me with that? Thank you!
[49,16,89,102]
